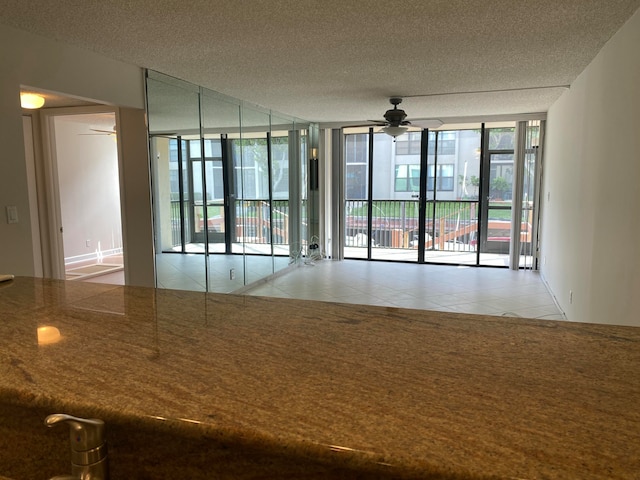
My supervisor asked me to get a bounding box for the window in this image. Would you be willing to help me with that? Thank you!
[395,132,421,155]
[186,139,222,159]
[427,131,456,155]
[394,163,454,193]
[271,136,290,200]
[488,128,515,150]
[427,164,454,191]
[238,167,257,199]
[345,134,368,162]
[345,133,369,199]
[169,139,178,161]
[394,164,420,192]
[185,139,225,201]
[346,164,367,199]
[438,164,454,190]
[231,138,268,199]
[169,139,179,199]
[206,160,224,201]
[169,169,179,199]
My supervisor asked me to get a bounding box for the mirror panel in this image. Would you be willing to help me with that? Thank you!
[147,72,207,291]
[147,70,312,292]
[239,104,273,285]
[200,88,244,292]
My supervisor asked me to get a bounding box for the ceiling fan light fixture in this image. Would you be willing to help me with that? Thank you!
[20,92,45,109]
[382,125,409,138]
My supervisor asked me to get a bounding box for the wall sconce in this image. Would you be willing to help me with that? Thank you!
[20,92,45,109]
[310,148,318,191]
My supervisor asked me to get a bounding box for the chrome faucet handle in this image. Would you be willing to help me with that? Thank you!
[45,413,109,480]
[45,414,105,451]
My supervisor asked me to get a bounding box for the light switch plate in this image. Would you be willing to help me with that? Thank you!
[6,206,18,224]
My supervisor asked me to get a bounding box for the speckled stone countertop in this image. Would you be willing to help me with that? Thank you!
[1,277,639,479]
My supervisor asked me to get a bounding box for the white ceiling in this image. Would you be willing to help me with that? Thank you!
[3,0,640,124]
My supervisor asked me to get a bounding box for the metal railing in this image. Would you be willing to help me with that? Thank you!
[344,199,535,253]
[345,199,479,250]
[170,200,183,246]
[234,200,290,245]
[169,199,296,247]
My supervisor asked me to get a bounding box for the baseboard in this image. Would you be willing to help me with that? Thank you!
[64,248,123,267]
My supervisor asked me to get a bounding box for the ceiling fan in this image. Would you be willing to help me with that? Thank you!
[368,97,443,138]
[80,125,117,136]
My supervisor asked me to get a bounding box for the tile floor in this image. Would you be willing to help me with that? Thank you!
[81,253,565,321]
[155,253,290,292]
[244,259,565,321]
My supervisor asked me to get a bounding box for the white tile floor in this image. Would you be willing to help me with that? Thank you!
[82,253,565,321]
[80,253,291,291]
[244,259,565,321]
[155,253,290,293]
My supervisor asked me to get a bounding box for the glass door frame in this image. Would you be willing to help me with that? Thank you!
[416,129,429,263]
[422,128,483,266]
[168,135,233,254]
[343,126,428,263]
[479,125,515,259]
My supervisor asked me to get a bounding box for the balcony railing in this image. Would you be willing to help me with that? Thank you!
[345,199,479,249]
[345,199,534,252]
[169,199,529,253]
[169,199,304,247]
[234,200,290,245]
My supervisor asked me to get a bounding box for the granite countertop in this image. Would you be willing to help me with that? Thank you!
[0,277,639,479]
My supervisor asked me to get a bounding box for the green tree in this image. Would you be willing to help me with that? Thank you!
[239,137,288,198]
[458,174,479,199]
[490,177,510,199]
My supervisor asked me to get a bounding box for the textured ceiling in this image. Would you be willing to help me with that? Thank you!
[3,0,640,124]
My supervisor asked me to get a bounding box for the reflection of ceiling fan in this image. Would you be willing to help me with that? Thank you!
[368,97,443,138]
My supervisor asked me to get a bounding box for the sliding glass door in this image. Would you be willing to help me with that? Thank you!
[478,126,515,265]
[342,121,543,268]
[343,127,481,264]
[371,131,421,262]
[424,129,481,265]
[187,138,226,250]
[344,130,370,259]
[478,122,541,268]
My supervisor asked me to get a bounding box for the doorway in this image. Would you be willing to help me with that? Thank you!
[43,110,124,282]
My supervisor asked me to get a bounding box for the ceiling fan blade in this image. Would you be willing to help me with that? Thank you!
[406,119,444,129]
[90,128,116,134]
[149,132,178,137]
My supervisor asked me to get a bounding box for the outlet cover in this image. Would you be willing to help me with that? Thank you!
[6,206,18,224]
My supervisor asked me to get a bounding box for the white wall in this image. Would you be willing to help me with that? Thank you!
[53,114,122,261]
[0,24,152,284]
[117,107,156,288]
[541,8,640,326]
